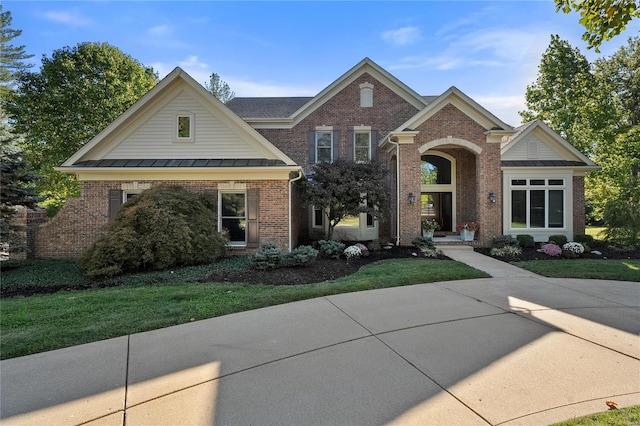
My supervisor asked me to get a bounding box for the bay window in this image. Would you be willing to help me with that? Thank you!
[510,178,565,229]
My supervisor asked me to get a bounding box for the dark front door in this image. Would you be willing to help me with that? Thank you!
[421,192,453,232]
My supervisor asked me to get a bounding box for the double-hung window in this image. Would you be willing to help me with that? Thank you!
[220,193,246,245]
[354,131,371,162]
[316,131,332,163]
[510,178,565,229]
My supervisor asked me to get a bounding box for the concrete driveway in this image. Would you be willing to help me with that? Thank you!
[1,250,639,425]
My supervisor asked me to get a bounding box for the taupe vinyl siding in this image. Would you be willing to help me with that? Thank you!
[502,134,566,161]
[104,91,270,159]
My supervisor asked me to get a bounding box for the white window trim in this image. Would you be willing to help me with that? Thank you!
[175,112,194,142]
[503,171,573,241]
[312,206,324,229]
[354,129,371,162]
[219,191,247,247]
[315,127,333,163]
[359,82,374,107]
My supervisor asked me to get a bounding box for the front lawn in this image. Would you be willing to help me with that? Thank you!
[514,259,640,281]
[551,404,639,426]
[0,258,487,359]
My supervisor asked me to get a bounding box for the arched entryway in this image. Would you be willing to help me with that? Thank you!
[420,151,456,232]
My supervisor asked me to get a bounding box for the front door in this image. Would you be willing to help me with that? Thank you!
[421,192,453,232]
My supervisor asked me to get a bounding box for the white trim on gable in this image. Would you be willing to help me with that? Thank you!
[501,120,597,167]
[60,67,297,168]
[246,58,429,129]
[395,86,512,135]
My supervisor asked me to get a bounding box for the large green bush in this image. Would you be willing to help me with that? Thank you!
[79,185,226,278]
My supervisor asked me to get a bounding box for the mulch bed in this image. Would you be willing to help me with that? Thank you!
[475,241,639,262]
[200,245,435,286]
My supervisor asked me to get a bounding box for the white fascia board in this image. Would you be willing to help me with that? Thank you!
[55,166,302,181]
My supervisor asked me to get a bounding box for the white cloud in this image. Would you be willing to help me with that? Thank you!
[472,94,526,127]
[147,25,171,37]
[151,57,316,96]
[41,9,93,27]
[381,26,423,46]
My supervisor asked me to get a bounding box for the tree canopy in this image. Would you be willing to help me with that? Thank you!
[0,112,41,253]
[302,160,388,240]
[205,72,235,103]
[555,0,639,51]
[0,5,33,99]
[6,42,158,215]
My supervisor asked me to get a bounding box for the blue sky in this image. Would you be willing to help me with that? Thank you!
[5,1,639,127]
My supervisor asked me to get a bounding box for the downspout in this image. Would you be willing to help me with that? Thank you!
[288,169,303,251]
[388,136,401,246]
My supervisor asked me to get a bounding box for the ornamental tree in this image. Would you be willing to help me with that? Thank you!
[302,160,388,240]
[6,42,158,215]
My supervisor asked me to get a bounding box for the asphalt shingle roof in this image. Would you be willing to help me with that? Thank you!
[226,97,313,118]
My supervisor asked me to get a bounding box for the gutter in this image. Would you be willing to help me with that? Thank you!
[288,169,304,251]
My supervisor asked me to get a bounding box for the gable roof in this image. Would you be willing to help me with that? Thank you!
[396,86,513,133]
[236,57,429,128]
[59,67,298,169]
[501,119,597,169]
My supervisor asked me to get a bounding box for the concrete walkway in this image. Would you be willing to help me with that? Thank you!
[1,251,639,425]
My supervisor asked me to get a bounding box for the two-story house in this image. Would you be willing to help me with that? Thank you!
[34,58,597,258]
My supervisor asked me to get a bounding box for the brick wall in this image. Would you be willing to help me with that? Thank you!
[34,179,292,259]
[573,175,586,236]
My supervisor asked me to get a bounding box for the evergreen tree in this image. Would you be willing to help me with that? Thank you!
[0,5,34,99]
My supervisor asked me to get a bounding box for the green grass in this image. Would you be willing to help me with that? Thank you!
[0,258,488,359]
[551,405,639,426]
[514,259,640,281]
[585,226,606,239]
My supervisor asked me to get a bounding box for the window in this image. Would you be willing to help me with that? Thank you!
[359,82,374,107]
[220,193,246,245]
[316,131,332,162]
[176,113,193,141]
[421,155,452,185]
[354,131,371,162]
[510,179,565,229]
[312,206,324,228]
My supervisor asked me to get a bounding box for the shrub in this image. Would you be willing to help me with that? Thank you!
[516,234,535,248]
[367,240,381,251]
[250,242,283,270]
[78,185,226,279]
[548,235,568,246]
[562,242,585,258]
[412,236,435,249]
[318,240,345,259]
[491,245,523,257]
[574,234,594,251]
[420,246,440,258]
[491,235,518,248]
[283,245,319,267]
[355,243,370,257]
[539,243,562,257]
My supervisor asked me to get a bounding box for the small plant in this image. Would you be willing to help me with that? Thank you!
[355,243,369,257]
[490,245,523,257]
[344,245,362,262]
[420,246,440,258]
[548,234,568,246]
[250,242,283,270]
[317,240,345,259]
[421,219,440,231]
[283,245,319,267]
[574,234,594,251]
[539,243,562,257]
[516,234,535,248]
[562,242,585,258]
[456,222,479,232]
[491,235,518,248]
[412,236,435,249]
[367,240,381,251]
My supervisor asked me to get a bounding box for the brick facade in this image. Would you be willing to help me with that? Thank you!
[34,179,292,258]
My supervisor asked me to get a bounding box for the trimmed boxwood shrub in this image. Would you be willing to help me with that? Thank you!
[78,185,226,278]
[548,235,568,246]
[516,234,535,248]
[491,235,518,248]
[574,234,594,251]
